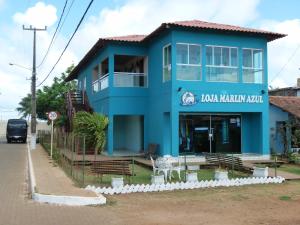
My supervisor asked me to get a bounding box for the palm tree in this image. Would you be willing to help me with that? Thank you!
[16,94,31,119]
[73,111,109,159]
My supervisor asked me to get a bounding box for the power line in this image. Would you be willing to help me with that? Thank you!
[57,0,76,39]
[37,0,94,87]
[49,0,75,55]
[37,0,68,68]
[270,43,300,83]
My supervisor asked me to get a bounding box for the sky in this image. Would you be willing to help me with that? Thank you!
[0,0,300,119]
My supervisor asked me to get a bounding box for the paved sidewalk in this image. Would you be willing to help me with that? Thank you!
[31,144,97,197]
[243,161,300,180]
[268,169,300,180]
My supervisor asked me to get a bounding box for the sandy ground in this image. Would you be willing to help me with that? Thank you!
[101,181,300,225]
[1,143,300,225]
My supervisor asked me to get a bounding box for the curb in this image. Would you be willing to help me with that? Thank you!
[27,143,106,206]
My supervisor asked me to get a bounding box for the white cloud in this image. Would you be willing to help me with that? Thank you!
[13,2,57,28]
[6,0,299,118]
[71,0,261,57]
[0,2,76,117]
[0,0,5,9]
[260,19,300,88]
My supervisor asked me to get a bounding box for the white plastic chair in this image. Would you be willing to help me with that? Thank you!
[151,156,170,181]
[150,155,159,175]
[169,158,181,181]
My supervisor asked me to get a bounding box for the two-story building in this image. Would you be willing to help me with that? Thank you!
[65,20,285,158]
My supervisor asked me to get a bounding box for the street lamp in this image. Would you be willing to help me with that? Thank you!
[9,62,32,71]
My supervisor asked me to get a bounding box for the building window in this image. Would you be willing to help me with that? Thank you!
[176,43,201,80]
[206,46,238,82]
[242,48,263,83]
[92,58,110,92]
[92,65,99,93]
[163,44,171,82]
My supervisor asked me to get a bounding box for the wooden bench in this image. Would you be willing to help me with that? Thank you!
[205,153,252,173]
[90,160,132,181]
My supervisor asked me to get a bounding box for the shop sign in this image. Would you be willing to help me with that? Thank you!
[181,92,264,106]
[200,94,263,104]
[181,92,197,106]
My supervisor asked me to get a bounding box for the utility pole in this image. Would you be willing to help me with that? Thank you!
[23,25,47,150]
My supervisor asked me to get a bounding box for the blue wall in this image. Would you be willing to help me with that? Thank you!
[75,27,271,156]
[167,30,269,156]
[269,105,289,153]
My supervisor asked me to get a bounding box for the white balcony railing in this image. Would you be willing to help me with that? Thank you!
[114,72,148,87]
[92,74,109,92]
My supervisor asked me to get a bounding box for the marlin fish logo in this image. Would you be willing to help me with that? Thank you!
[181,92,197,106]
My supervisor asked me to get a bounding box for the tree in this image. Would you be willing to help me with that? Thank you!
[278,117,300,156]
[16,93,31,119]
[73,111,109,157]
[17,64,76,127]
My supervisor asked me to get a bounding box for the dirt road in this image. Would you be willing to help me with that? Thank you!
[1,143,299,225]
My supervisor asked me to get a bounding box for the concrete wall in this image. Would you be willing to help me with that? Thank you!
[113,115,143,153]
[269,105,289,153]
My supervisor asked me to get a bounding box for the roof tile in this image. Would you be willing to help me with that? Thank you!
[100,34,146,42]
[270,96,300,118]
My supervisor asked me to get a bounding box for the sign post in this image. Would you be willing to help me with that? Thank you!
[48,111,58,159]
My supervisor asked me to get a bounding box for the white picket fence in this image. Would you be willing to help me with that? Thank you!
[86,176,285,195]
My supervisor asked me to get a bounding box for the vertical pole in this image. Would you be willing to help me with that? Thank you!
[50,120,54,158]
[231,152,234,178]
[63,133,66,171]
[31,28,37,150]
[23,25,47,150]
[184,151,187,182]
[71,134,74,177]
[131,155,134,184]
[83,136,85,186]
[275,155,277,177]
[209,115,212,154]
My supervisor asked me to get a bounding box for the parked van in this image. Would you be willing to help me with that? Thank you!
[6,119,28,143]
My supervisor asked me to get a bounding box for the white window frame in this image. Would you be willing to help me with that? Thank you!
[92,64,100,93]
[206,45,239,83]
[242,48,264,83]
[163,44,171,82]
[176,43,202,81]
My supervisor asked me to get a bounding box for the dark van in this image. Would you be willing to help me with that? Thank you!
[6,119,28,143]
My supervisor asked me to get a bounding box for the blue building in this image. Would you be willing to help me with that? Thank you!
[269,96,300,154]
[65,20,285,157]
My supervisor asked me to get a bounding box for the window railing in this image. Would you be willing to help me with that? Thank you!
[92,73,109,92]
[114,72,148,87]
[206,65,238,82]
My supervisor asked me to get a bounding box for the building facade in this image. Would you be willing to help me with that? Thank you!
[66,20,285,157]
[269,96,300,154]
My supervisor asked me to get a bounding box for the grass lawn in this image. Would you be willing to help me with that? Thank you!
[40,143,250,187]
[77,164,250,187]
[278,164,300,175]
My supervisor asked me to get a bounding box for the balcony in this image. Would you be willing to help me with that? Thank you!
[114,72,147,88]
[92,74,109,92]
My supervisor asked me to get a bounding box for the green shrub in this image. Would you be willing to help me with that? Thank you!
[73,111,109,154]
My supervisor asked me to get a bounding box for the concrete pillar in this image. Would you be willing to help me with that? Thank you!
[261,110,270,155]
[108,115,114,156]
[171,110,179,156]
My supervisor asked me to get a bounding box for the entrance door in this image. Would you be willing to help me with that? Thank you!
[179,114,241,154]
[211,115,241,153]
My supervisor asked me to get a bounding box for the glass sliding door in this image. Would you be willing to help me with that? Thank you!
[179,114,241,154]
[211,115,241,153]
